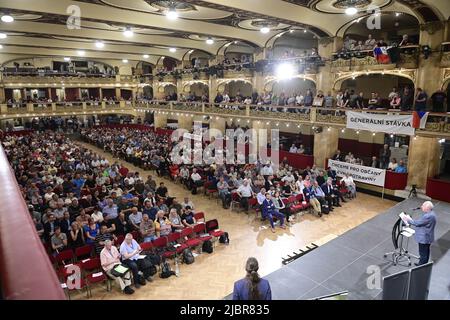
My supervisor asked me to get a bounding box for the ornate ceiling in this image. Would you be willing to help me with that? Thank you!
[0,0,447,65]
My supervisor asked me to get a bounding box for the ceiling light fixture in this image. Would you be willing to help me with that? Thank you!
[64,57,71,61]
[303,29,307,33]
[1,15,14,23]
[395,12,401,17]
[95,41,105,48]
[122,59,128,63]
[0,33,7,39]
[77,50,85,56]
[260,27,270,34]
[143,54,149,59]
[0,44,3,49]
[166,8,178,20]
[345,7,358,15]
[169,47,177,53]
[206,38,214,45]
[123,27,134,37]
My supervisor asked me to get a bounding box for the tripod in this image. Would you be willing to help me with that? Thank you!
[408,185,417,199]
[384,218,420,266]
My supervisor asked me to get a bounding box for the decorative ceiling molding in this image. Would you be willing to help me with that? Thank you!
[397,0,441,22]
[183,0,330,37]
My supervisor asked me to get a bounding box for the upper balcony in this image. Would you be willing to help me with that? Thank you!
[331,45,420,72]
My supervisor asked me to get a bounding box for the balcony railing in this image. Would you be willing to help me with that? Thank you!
[331,45,420,71]
[2,100,449,137]
[136,100,450,137]
[0,100,134,117]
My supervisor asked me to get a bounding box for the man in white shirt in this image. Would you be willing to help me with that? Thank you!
[260,164,273,177]
[282,172,295,184]
[236,179,254,213]
[190,168,203,194]
[289,144,298,153]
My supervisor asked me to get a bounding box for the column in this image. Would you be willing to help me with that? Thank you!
[209,116,226,135]
[115,88,121,99]
[0,87,5,103]
[317,37,339,95]
[407,136,441,190]
[416,22,446,94]
[177,115,193,130]
[154,112,168,129]
[99,88,103,100]
[313,127,339,168]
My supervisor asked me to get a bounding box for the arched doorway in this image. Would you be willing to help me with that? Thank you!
[183,82,209,100]
[270,78,316,96]
[218,80,252,100]
[142,85,153,100]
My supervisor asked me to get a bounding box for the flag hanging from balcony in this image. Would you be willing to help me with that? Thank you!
[412,111,429,129]
[374,46,390,64]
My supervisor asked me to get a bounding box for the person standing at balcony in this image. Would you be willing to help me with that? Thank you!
[379,144,391,170]
[401,87,414,111]
[304,89,314,107]
[430,89,447,113]
[355,92,365,109]
[415,88,428,112]
[364,34,377,50]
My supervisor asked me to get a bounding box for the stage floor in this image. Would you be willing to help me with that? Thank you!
[228,198,450,300]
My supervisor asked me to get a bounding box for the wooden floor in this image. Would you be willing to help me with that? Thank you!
[73,142,396,300]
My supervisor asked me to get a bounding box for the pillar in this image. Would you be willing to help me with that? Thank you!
[99,88,103,100]
[209,77,218,103]
[209,116,226,136]
[177,115,193,130]
[115,88,121,99]
[313,127,339,168]
[0,87,5,103]
[407,136,441,189]
[416,22,446,94]
[154,112,168,129]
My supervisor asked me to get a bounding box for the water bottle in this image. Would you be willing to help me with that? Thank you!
[175,257,180,277]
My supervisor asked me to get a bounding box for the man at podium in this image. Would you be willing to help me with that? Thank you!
[405,201,437,266]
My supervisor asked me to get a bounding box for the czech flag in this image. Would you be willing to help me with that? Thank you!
[412,111,429,129]
[374,46,390,64]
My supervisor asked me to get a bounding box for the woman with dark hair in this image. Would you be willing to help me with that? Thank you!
[232,257,272,300]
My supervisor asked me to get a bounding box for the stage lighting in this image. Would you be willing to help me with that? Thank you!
[422,45,431,59]
[276,63,295,79]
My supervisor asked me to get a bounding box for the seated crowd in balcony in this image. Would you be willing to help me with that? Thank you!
[338,33,417,64]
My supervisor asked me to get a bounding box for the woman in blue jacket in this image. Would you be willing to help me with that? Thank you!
[233,257,272,300]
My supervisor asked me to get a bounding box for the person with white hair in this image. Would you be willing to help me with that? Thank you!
[100,239,134,295]
[406,201,437,266]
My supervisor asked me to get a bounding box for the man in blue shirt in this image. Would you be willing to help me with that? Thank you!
[406,201,437,266]
[394,160,407,173]
[71,173,85,197]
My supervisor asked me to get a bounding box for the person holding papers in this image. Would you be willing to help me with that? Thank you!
[101,240,134,295]
[119,233,153,288]
[405,201,437,266]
